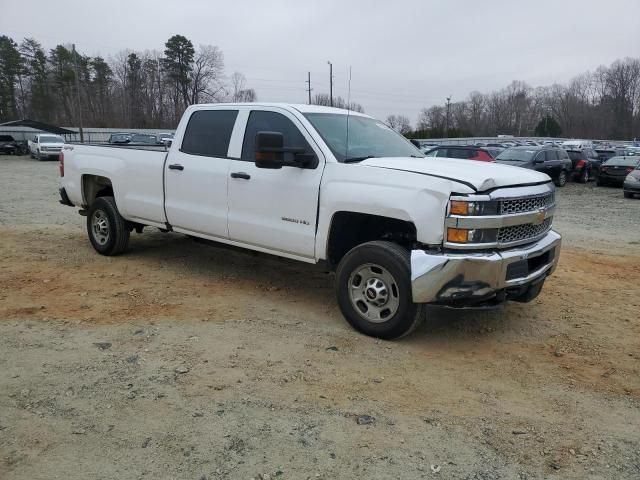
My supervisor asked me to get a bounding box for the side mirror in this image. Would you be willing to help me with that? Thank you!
[255,131,316,169]
[255,131,286,169]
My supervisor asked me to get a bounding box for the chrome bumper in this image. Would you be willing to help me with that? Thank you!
[411,230,561,304]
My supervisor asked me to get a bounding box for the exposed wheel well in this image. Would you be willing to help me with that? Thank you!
[326,211,417,268]
[82,175,113,207]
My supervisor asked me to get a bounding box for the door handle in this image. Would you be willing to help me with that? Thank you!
[230,172,251,180]
[168,164,184,171]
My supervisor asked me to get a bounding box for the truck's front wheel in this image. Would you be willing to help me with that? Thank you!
[335,241,424,339]
[87,196,130,256]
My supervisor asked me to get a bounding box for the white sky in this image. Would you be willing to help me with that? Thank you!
[3,0,640,124]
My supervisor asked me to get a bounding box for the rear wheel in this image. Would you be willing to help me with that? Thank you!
[554,170,568,187]
[335,241,424,340]
[87,196,130,256]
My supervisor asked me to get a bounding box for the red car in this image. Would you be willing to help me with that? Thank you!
[423,145,502,162]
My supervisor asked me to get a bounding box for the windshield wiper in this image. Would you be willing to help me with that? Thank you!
[343,155,376,163]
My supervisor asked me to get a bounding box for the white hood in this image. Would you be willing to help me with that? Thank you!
[360,157,551,191]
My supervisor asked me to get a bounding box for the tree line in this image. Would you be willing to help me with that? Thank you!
[0,34,257,129]
[390,57,640,140]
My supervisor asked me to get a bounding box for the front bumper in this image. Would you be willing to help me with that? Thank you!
[623,180,640,193]
[411,230,561,305]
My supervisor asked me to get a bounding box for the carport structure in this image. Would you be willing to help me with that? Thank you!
[0,119,77,141]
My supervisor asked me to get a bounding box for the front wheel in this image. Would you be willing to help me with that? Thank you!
[335,241,424,340]
[554,170,567,187]
[87,196,130,256]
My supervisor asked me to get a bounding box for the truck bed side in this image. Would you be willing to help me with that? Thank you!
[62,144,169,227]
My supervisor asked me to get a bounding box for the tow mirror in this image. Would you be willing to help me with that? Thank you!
[255,131,286,169]
[255,131,316,169]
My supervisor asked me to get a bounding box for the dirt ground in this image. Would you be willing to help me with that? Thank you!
[1,155,639,480]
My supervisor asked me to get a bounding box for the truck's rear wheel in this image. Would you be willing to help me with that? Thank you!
[87,196,130,256]
[335,241,424,339]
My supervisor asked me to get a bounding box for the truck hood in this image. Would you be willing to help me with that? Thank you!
[360,157,550,192]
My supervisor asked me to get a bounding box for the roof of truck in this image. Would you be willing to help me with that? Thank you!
[191,102,371,117]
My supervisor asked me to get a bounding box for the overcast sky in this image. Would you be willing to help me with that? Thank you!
[3,0,640,124]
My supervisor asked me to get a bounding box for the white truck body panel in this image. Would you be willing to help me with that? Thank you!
[59,102,559,272]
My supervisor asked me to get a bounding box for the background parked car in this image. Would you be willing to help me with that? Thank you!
[597,156,640,187]
[423,145,499,162]
[495,146,573,186]
[129,133,162,145]
[565,148,600,182]
[595,147,626,164]
[157,132,174,145]
[28,134,65,161]
[108,133,132,144]
[623,165,640,198]
[0,135,19,155]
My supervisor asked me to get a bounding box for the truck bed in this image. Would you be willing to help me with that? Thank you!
[62,143,169,227]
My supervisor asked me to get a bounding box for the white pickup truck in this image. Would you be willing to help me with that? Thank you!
[59,103,561,339]
[29,133,65,161]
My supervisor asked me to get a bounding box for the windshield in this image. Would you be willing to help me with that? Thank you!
[40,135,64,143]
[496,148,537,162]
[304,113,423,162]
[604,156,639,167]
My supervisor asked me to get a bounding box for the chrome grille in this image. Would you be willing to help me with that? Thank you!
[497,218,552,244]
[500,193,555,215]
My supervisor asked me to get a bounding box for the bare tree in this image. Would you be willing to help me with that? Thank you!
[190,45,225,104]
[386,114,411,134]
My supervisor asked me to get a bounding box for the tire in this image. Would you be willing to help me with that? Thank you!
[87,196,130,256]
[36,150,43,161]
[624,191,633,199]
[596,178,604,187]
[579,169,589,184]
[554,170,567,187]
[30,151,35,159]
[335,241,424,340]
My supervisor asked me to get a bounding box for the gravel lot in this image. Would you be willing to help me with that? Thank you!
[1,155,639,480]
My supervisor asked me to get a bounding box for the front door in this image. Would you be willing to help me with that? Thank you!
[164,108,238,239]
[227,108,324,260]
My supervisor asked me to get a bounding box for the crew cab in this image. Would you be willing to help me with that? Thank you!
[58,103,561,339]
[29,133,65,160]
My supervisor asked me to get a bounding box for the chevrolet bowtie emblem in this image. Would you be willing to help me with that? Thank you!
[534,209,546,225]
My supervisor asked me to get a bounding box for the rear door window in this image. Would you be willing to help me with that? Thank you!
[545,150,558,161]
[181,110,239,157]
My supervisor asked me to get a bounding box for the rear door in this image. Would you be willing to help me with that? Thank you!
[543,149,560,177]
[226,107,325,260]
[164,108,238,238]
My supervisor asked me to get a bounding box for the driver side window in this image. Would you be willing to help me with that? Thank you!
[241,110,312,162]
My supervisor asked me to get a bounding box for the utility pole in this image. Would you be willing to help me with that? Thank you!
[445,96,451,138]
[327,61,333,107]
[306,72,313,104]
[72,44,84,143]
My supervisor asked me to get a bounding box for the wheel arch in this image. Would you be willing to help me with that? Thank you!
[324,211,417,269]
[82,174,114,207]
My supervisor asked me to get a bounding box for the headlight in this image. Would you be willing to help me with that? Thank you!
[448,199,498,216]
[446,227,499,244]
